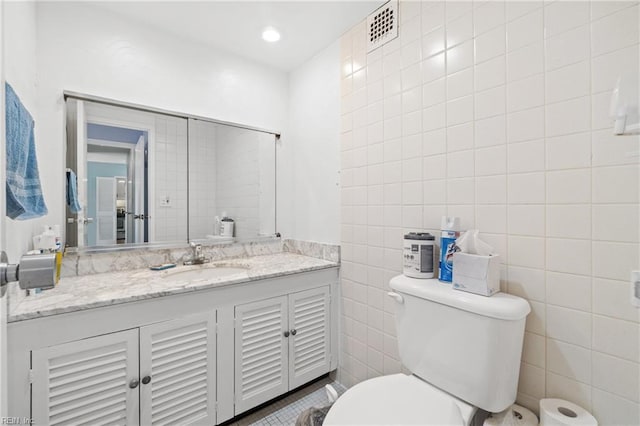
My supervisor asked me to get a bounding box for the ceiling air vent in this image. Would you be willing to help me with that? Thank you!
[367,0,399,53]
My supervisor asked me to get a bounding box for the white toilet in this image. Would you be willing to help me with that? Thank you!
[324,275,531,425]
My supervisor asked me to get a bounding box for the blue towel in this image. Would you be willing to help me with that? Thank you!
[5,83,48,220]
[66,169,81,213]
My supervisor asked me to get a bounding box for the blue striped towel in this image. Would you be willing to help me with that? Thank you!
[5,82,48,220]
[66,169,81,213]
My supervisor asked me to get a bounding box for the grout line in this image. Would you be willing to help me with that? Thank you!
[588,5,596,399]
[501,0,509,293]
[541,0,549,399]
[443,0,449,219]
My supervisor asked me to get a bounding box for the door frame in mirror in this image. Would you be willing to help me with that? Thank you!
[67,100,157,247]
[84,108,156,245]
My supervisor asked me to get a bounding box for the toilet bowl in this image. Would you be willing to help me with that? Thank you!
[325,275,531,425]
[324,374,475,425]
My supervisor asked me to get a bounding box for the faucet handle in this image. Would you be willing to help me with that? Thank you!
[189,241,198,248]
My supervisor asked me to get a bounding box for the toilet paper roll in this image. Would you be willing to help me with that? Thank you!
[540,399,597,426]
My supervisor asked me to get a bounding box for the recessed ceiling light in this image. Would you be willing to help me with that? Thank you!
[262,27,281,43]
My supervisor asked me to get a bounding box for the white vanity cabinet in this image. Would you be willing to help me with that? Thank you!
[8,267,339,424]
[234,295,289,413]
[234,286,331,414]
[30,312,217,426]
[139,313,217,425]
[31,329,140,425]
[287,286,332,389]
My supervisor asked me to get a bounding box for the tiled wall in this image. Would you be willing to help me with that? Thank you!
[339,1,640,424]
[188,121,276,240]
[215,126,261,239]
[189,120,218,238]
[215,126,276,239]
[153,115,188,242]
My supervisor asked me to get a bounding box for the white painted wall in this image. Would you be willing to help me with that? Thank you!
[284,41,341,244]
[3,1,40,260]
[0,0,8,415]
[35,2,288,247]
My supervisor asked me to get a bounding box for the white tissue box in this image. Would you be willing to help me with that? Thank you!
[452,253,501,296]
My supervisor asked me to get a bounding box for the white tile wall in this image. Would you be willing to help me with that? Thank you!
[215,126,260,239]
[189,119,218,238]
[153,115,188,242]
[214,126,277,239]
[339,2,640,423]
[187,121,276,240]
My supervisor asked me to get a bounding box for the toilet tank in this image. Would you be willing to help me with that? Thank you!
[389,275,530,413]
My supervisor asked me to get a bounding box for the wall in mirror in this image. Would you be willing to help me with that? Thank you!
[188,120,276,242]
[66,96,277,249]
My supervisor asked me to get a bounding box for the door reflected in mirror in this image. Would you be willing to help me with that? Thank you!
[87,125,147,246]
[67,98,189,248]
[65,96,277,250]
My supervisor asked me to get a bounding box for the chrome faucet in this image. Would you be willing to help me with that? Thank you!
[184,242,209,265]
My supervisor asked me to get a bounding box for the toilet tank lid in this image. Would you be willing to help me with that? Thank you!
[390,275,531,320]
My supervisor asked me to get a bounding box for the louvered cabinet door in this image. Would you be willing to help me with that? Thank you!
[139,312,216,426]
[31,329,140,426]
[234,296,288,414]
[288,286,331,389]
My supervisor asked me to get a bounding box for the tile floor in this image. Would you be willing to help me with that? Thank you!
[228,377,347,426]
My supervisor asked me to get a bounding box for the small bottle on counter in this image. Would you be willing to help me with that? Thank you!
[438,216,460,283]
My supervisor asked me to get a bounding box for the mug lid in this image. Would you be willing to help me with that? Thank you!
[404,232,434,240]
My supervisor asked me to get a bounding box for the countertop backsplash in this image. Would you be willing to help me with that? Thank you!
[283,239,341,263]
[60,239,339,278]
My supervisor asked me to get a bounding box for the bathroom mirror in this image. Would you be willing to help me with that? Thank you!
[65,95,277,249]
[188,119,276,243]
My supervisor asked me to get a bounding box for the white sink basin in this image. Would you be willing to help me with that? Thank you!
[164,266,248,281]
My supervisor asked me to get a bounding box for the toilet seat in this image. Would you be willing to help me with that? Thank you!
[323,374,476,425]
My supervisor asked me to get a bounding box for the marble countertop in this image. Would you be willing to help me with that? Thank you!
[8,253,338,322]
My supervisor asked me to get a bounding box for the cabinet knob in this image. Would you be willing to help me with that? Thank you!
[129,378,140,389]
[290,329,297,336]
[283,330,290,337]
[142,375,152,385]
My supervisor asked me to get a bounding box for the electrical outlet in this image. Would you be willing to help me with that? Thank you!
[160,195,172,207]
[632,271,640,308]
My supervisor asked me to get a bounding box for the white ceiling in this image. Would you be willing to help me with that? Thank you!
[90,1,385,72]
